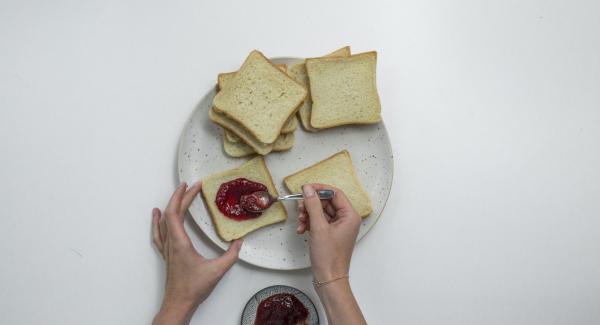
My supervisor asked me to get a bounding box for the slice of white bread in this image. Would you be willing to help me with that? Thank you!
[289,46,351,132]
[209,107,273,155]
[306,52,381,129]
[225,130,241,143]
[281,114,298,133]
[213,50,307,144]
[284,150,372,218]
[201,157,287,241]
[217,64,288,92]
[217,64,298,134]
[223,132,295,158]
[212,112,292,157]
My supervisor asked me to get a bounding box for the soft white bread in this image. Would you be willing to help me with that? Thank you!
[284,150,372,217]
[306,51,381,129]
[217,65,298,134]
[209,107,273,155]
[212,50,307,144]
[201,157,287,241]
[289,47,351,132]
[223,132,295,158]
[281,115,298,133]
[217,64,287,92]
[225,130,241,143]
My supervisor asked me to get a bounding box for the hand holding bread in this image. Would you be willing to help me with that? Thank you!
[151,183,243,325]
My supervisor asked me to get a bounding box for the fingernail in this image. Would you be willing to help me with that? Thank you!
[296,225,302,233]
[302,184,315,198]
[179,182,187,188]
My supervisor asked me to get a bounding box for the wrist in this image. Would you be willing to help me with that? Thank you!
[313,265,350,283]
[153,299,197,325]
[315,278,353,314]
[316,277,351,292]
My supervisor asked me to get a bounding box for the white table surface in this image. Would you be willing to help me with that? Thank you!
[1,1,599,324]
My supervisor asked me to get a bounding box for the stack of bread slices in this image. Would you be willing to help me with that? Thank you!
[210,47,382,157]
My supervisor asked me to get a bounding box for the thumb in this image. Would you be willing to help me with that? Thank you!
[214,239,243,271]
[302,184,328,231]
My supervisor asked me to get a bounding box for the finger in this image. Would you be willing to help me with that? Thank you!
[159,211,167,244]
[165,183,193,243]
[302,184,328,231]
[298,211,307,222]
[310,183,353,214]
[297,222,307,234]
[321,200,336,218]
[213,239,243,271]
[165,183,187,215]
[152,208,164,257]
[181,182,202,214]
[298,204,306,214]
[164,215,192,247]
[297,211,309,232]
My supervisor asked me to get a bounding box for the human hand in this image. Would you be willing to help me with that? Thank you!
[152,182,243,325]
[297,184,362,282]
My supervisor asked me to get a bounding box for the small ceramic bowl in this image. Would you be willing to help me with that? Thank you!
[241,285,319,325]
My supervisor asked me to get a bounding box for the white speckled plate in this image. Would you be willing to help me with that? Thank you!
[241,285,319,325]
[178,57,393,270]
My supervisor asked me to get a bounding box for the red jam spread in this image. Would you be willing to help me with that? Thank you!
[215,178,267,220]
[254,293,308,325]
[240,192,270,212]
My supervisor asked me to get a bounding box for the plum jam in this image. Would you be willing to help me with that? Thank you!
[215,178,267,220]
[254,293,308,325]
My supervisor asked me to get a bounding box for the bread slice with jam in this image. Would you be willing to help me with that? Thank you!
[201,157,287,241]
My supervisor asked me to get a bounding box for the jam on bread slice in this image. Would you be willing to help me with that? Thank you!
[201,157,287,241]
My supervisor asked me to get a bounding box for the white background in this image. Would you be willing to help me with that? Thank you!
[1,0,599,324]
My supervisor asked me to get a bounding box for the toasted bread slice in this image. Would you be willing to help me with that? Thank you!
[201,157,287,241]
[213,50,307,144]
[306,52,381,129]
[209,107,273,155]
[223,132,295,158]
[289,47,351,132]
[284,150,372,217]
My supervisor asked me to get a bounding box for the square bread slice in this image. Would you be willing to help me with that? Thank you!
[218,65,298,134]
[201,157,287,241]
[284,150,372,217]
[209,107,273,155]
[212,50,307,144]
[223,132,295,158]
[218,65,297,133]
[289,46,351,132]
[306,51,381,129]
[217,64,288,92]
